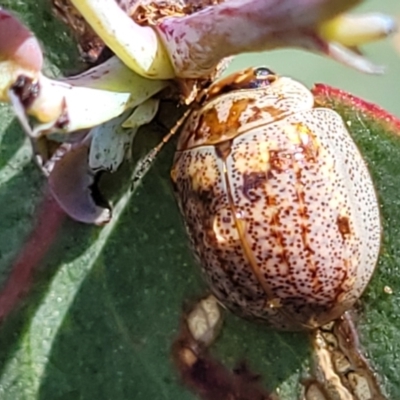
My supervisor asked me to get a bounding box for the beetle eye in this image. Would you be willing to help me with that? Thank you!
[251,67,276,87]
[254,67,275,78]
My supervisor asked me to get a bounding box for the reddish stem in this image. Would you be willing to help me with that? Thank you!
[0,9,43,71]
[0,189,66,321]
[156,0,361,78]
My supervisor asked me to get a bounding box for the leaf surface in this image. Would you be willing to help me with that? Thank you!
[0,2,400,399]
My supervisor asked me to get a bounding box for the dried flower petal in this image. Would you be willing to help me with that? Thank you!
[89,98,159,172]
[48,141,111,225]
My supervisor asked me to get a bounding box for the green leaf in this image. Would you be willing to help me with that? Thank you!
[1,2,400,400]
[314,85,400,398]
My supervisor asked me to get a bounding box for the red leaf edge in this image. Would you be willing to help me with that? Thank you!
[312,84,400,134]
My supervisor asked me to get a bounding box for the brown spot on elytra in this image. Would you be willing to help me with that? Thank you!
[268,125,320,175]
[246,105,285,124]
[170,165,179,184]
[327,259,352,309]
[262,190,292,278]
[295,123,320,163]
[261,105,285,120]
[337,215,351,240]
[242,171,267,201]
[195,98,254,143]
[269,149,293,172]
[215,140,233,160]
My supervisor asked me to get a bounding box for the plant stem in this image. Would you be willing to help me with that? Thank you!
[156,0,394,77]
[69,0,175,79]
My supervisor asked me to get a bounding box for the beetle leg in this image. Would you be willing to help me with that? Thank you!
[131,108,191,192]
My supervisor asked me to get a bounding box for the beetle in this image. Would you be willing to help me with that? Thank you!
[170,67,382,331]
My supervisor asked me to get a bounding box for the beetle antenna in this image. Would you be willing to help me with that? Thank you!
[131,108,191,191]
